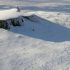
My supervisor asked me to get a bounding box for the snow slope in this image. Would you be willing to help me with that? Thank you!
[0,9,70,70]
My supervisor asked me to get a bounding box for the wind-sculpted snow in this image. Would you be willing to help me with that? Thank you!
[0,2,70,12]
[19,5,70,13]
[0,9,70,70]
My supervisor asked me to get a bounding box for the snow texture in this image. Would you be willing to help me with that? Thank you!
[0,2,70,70]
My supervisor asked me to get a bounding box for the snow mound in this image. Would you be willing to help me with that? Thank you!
[0,8,21,20]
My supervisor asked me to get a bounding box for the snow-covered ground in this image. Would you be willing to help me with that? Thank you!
[0,2,70,70]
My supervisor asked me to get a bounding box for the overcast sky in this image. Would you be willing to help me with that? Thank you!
[15,0,70,3]
[16,0,69,2]
[1,0,70,3]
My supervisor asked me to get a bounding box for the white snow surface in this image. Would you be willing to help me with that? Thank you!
[0,8,21,20]
[0,9,70,70]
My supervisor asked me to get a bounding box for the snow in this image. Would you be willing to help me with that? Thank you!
[0,8,21,20]
[0,2,70,70]
[0,28,70,70]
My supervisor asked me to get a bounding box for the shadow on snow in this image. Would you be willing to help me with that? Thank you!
[11,15,70,42]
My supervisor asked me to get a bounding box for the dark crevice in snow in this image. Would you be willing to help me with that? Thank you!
[0,16,24,29]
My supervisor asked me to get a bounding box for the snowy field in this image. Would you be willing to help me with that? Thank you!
[0,1,70,70]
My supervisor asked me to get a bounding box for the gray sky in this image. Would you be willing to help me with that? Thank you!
[15,0,70,3]
[16,0,67,1]
[1,0,70,3]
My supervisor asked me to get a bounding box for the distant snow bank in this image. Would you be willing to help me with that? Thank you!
[0,8,21,20]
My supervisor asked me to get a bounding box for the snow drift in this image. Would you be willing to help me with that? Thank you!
[0,8,21,20]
